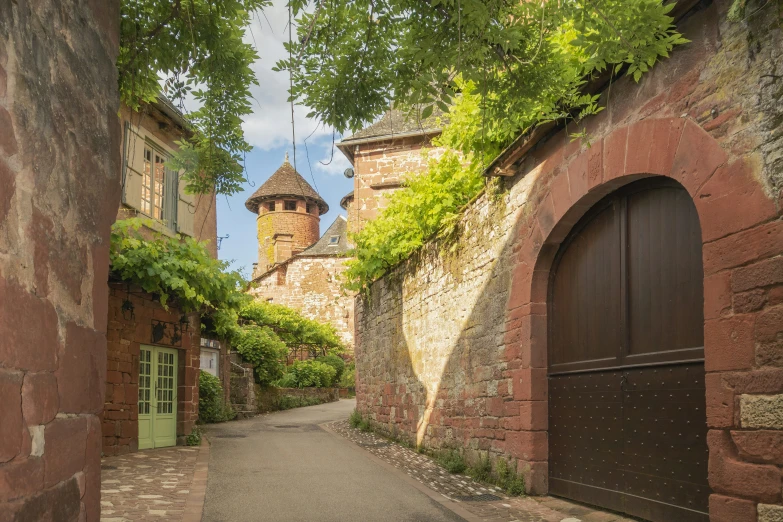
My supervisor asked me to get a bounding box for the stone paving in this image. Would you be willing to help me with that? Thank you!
[329,420,639,522]
[99,446,200,521]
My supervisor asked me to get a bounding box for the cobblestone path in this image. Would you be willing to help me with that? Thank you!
[100,446,200,521]
[328,420,638,522]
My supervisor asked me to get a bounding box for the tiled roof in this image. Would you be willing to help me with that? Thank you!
[245,155,328,214]
[298,216,351,257]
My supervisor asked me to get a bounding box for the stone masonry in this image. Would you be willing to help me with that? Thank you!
[0,1,121,520]
[355,2,783,520]
[103,285,201,456]
[250,255,355,348]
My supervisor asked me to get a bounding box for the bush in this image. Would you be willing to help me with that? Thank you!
[349,409,371,432]
[275,360,337,388]
[275,395,326,410]
[338,363,355,388]
[437,449,467,474]
[198,370,235,423]
[234,325,288,385]
[316,354,345,382]
[186,426,203,446]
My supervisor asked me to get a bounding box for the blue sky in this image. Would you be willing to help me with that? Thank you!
[214,1,354,279]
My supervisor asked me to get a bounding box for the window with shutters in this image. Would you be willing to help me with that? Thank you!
[123,124,193,236]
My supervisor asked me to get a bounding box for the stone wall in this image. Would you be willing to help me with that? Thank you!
[254,386,340,413]
[350,135,443,234]
[255,199,320,274]
[355,2,783,519]
[249,255,355,348]
[0,1,120,520]
[103,284,201,455]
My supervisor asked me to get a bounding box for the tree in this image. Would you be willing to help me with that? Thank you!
[280,0,687,146]
[119,0,268,195]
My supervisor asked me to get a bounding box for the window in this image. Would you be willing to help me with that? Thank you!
[266,202,276,212]
[306,203,315,214]
[141,146,167,220]
[329,235,340,245]
[284,200,297,211]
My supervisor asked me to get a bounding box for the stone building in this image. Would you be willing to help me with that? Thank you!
[246,157,354,348]
[0,2,120,520]
[354,2,783,522]
[102,98,225,456]
[337,108,445,234]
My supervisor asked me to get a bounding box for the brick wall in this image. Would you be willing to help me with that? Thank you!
[0,1,120,520]
[103,285,200,456]
[350,135,444,233]
[355,2,783,518]
[250,256,355,348]
[255,199,320,274]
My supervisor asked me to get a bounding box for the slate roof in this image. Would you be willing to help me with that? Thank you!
[341,107,446,143]
[299,215,351,257]
[245,155,328,214]
[340,191,354,210]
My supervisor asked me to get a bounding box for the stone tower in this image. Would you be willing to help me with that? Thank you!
[245,153,328,277]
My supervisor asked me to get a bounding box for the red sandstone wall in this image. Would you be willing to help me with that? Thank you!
[249,256,355,349]
[0,1,121,519]
[355,2,783,519]
[255,199,320,273]
[351,136,443,234]
[103,285,200,455]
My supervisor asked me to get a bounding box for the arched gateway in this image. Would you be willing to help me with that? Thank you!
[547,178,709,521]
[504,117,781,521]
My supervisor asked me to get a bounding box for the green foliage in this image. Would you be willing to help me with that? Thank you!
[315,354,346,382]
[495,458,526,496]
[467,452,493,482]
[437,449,467,474]
[239,301,344,356]
[275,360,337,388]
[282,0,687,143]
[234,325,288,385]
[119,0,268,195]
[186,426,203,446]
[109,218,248,334]
[338,362,356,389]
[349,409,371,432]
[342,83,495,293]
[198,370,235,423]
[274,395,327,410]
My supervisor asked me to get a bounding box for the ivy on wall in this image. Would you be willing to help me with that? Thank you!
[323,1,691,293]
[109,218,248,334]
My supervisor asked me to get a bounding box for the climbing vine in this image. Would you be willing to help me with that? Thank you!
[119,0,267,195]
[109,218,248,332]
[323,0,690,293]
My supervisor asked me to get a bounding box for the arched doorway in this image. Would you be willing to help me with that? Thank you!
[547,178,710,522]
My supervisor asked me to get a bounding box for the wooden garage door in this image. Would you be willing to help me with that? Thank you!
[548,178,709,522]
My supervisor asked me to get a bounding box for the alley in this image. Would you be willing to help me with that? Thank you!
[202,399,464,522]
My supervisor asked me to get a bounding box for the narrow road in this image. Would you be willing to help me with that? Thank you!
[202,399,465,522]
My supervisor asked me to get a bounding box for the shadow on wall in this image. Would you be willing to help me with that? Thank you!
[355,0,783,497]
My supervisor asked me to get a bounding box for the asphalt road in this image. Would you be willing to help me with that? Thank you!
[202,399,465,522]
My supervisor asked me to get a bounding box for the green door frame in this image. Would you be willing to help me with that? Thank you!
[138,345,178,450]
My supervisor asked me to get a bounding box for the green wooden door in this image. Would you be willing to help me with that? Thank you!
[138,345,178,450]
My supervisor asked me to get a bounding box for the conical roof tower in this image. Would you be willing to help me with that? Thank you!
[247,154,327,277]
[245,152,328,214]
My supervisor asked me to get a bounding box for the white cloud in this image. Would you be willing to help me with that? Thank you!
[240,1,335,151]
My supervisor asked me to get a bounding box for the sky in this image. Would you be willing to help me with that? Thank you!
[214,1,354,279]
